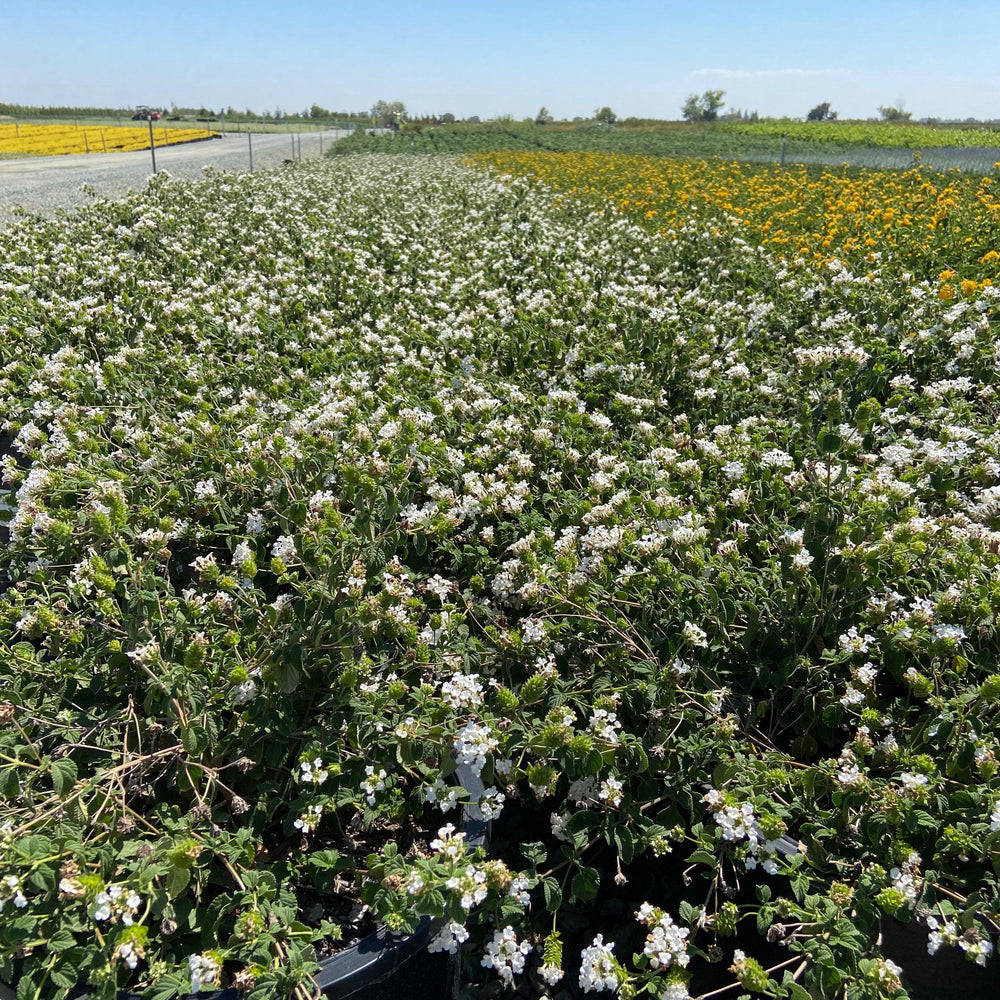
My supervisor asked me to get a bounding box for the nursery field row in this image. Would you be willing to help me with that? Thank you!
[468,151,1000,288]
[1,154,1000,1000]
[333,121,1000,174]
[0,123,218,157]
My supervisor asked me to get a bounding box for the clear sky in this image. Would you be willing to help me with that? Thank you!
[3,0,997,122]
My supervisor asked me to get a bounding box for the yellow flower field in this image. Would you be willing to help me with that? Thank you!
[0,123,217,157]
[470,151,1000,288]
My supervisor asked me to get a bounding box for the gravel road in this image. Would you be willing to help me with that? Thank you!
[0,129,350,229]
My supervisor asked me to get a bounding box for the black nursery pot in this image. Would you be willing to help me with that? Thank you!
[1,766,488,1000]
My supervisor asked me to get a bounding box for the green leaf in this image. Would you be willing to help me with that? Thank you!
[685,848,718,867]
[0,767,20,799]
[16,834,54,862]
[145,971,189,1000]
[167,865,191,899]
[48,964,79,990]
[790,871,809,902]
[570,866,600,902]
[47,929,77,953]
[520,841,547,866]
[612,825,634,864]
[780,975,813,1000]
[542,876,562,911]
[50,757,78,796]
[273,656,302,693]
[819,431,842,455]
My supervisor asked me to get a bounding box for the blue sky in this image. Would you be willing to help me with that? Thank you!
[3,0,997,121]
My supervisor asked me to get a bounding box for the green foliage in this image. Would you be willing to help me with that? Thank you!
[807,101,837,122]
[682,89,726,122]
[879,104,914,123]
[1,149,999,999]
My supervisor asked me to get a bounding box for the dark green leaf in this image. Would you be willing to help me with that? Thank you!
[570,866,600,902]
[50,758,78,796]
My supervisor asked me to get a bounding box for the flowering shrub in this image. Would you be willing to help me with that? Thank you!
[1,152,1000,1000]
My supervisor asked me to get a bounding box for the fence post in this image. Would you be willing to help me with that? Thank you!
[84,131,90,154]
[101,130,107,154]
[148,116,157,174]
[780,132,787,168]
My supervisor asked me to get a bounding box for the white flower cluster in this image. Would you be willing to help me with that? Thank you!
[423,777,461,811]
[447,864,489,910]
[927,914,994,965]
[599,776,624,808]
[899,771,930,797]
[508,874,531,905]
[293,803,324,833]
[635,903,690,970]
[360,765,387,805]
[520,617,546,643]
[430,823,467,859]
[0,874,27,912]
[888,852,923,910]
[701,788,781,874]
[682,620,709,647]
[838,626,876,654]
[232,666,260,705]
[188,952,222,992]
[271,534,297,562]
[835,748,866,788]
[481,925,532,984]
[427,919,469,954]
[299,757,328,785]
[453,720,499,776]
[578,934,619,992]
[478,786,506,820]
[588,707,622,744]
[441,671,484,710]
[90,883,142,924]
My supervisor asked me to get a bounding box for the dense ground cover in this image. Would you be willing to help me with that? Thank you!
[2,153,1000,1000]
[0,124,217,157]
[469,152,1000,289]
[717,121,1000,150]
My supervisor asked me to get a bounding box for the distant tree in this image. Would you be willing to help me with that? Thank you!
[594,106,616,125]
[441,112,456,124]
[309,103,330,120]
[878,104,912,122]
[535,106,554,124]
[807,101,837,121]
[466,115,481,123]
[371,100,407,126]
[681,90,726,122]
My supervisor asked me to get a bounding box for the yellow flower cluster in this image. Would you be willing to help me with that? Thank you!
[469,151,1000,287]
[0,124,217,157]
